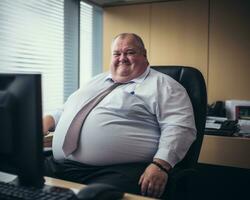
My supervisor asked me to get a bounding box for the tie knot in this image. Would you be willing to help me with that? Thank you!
[110,82,123,89]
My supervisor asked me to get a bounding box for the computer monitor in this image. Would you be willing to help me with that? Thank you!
[0,73,45,187]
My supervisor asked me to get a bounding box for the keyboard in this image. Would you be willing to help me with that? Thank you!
[0,181,78,200]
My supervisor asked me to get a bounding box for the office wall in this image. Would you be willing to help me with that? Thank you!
[208,0,250,102]
[103,0,250,103]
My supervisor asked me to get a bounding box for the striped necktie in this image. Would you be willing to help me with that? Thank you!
[62,82,122,156]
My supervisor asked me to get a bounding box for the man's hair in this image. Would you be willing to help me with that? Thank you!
[112,33,146,51]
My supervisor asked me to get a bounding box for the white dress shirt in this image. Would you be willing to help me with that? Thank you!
[49,67,196,167]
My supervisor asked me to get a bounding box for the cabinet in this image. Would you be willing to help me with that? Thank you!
[198,135,250,169]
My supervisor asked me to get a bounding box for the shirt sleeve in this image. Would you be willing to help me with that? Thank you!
[153,80,197,167]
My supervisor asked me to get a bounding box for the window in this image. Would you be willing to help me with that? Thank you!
[0,0,103,113]
[80,1,103,86]
[0,0,64,113]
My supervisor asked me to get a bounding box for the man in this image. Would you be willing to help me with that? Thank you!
[43,33,196,198]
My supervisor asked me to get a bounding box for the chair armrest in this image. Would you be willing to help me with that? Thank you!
[169,167,197,182]
[163,167,198,200]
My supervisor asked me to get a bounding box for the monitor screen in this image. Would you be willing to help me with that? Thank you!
[0,73,45,187]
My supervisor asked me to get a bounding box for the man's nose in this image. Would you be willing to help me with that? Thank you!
[119,53,128,61]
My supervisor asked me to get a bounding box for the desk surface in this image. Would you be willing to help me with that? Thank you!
[0,172,157,200]
[45,177,157,200]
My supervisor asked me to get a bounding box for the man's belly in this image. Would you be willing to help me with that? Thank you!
[53,107,160,166]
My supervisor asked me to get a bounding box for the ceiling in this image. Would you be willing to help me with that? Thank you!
[85,0,179,7]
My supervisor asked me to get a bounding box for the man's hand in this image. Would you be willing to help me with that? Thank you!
[138,163,168,198]
[43,115,55,135]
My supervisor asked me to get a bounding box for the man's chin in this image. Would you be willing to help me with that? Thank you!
[117,71,131,77]
[117,67,131,75]
[112,72,132,82]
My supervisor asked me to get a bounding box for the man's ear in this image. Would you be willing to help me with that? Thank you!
[143,49,147,58]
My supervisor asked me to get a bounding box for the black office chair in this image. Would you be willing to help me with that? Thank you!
[151,66,207,200]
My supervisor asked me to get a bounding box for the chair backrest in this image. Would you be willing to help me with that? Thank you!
[151,66,207,169]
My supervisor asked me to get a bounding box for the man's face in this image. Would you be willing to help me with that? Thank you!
[110,35,148,83]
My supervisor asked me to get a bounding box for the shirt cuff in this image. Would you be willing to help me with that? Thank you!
[154,148,181,168]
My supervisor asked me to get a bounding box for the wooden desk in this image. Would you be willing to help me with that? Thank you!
[198,135,250,169]
[0,172,156,200]
[45,177,157,200]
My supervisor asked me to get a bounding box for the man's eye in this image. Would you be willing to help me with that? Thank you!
[113,52,120,56]
[127,51,136,55]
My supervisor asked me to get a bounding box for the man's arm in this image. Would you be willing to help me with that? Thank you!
[139,78,196,198]
[139,115,196,198]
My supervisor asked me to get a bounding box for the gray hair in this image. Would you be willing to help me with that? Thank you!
[112,33,146,51]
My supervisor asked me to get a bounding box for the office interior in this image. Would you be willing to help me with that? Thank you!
[0,0,250,199]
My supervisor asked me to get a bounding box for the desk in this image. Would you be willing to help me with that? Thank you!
[45,177,157,200]
[198,135,250,169]
[0,172,156,200]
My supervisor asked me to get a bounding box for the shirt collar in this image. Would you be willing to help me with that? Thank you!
[105,66,150,84]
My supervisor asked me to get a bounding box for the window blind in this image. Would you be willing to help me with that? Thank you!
[0,0,64,113]
[0,0,103,113]
[80,1,103,87]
